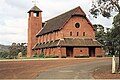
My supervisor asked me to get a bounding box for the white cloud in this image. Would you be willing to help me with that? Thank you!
[0,18,27,45]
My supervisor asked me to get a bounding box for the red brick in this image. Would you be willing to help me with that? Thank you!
[73,47,89,57]
[27,11,42,57]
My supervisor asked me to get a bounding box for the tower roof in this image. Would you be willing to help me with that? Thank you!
[28,5,42,13]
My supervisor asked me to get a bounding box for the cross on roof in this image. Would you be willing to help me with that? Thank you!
[32,0,38,6]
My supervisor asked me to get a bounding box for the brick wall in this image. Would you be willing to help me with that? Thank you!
[38,30,64,44]
[27,11,42,57]
[73,47,89,57]
[95,47,104,56]
[62,16,95,39]
[61,47,66,57]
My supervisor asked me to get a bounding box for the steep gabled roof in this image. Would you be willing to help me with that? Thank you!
[28,5,42,13]
[36,6,94,37]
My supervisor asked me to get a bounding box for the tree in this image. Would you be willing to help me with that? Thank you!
[90,0,120,18]
[90,0,120,71]
[112,13,120,57]
[93,24,106,45]
[9,43,27,58]
[105,28,117,55]
[93,24,115,55]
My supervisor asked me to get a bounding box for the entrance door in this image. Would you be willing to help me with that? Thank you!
[89,47,95,57]
[66,47,73,57]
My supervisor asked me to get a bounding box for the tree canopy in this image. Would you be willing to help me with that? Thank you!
[90,0,120,18]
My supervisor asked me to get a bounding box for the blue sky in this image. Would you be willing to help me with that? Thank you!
[0,0,114,45]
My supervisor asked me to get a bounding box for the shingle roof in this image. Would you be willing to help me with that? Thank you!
[28,5,42,13]
[33,38,102,50]
[59,38,102,47]
[36,6,95,37]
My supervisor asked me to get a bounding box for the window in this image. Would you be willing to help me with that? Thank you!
[75,23,80,28]
[77,32,79,36]
[33,12,39,17]
[83,32,85,36]
[70,32,72,36]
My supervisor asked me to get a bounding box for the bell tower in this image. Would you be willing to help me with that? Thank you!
[27,5,42,57]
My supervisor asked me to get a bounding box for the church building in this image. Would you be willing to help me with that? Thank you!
[27,5,104,57]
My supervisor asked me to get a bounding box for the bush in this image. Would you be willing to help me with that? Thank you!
[97,55,103,57]
[74,56,89,58]
[0,52,10,59]
[52,56,59,58]
[5,55,14,59]
[61,56,66,58]
[39,52,44,58]
[105,55,113,57]
[33,53,38,57]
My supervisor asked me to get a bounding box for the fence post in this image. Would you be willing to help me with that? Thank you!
[112,55,116,73]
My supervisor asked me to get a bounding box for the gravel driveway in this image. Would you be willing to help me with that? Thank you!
[36,59,112,79]
[0,58,112,79]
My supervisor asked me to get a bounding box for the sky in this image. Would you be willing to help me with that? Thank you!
[0,0,115,45]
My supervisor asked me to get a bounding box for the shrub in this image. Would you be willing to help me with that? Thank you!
[33,53,38,57]
[74,56,89,58]
[105,55,113,57]
[61,56,66,58]
[39,52,44,58]
[5,55,14,59]
[0,52,10,59]
[97,55,103,57]
[52,56,59,58]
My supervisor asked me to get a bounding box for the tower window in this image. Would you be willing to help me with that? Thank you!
[33,12,39,17]
[83,32,86,36]
[77,32,79,36]
[70,32,72,36]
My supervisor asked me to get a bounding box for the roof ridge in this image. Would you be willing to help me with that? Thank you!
[46,6,82,22]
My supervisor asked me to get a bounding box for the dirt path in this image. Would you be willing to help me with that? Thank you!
[0,58,110,79]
